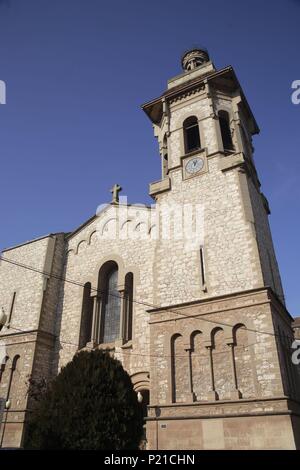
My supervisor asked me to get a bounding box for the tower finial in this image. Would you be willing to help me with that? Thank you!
[181,47,210,72]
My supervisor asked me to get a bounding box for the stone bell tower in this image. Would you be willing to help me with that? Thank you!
[142,48,300,450]
[142,47,284,306]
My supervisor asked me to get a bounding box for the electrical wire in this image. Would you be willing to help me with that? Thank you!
[0,255,296,361]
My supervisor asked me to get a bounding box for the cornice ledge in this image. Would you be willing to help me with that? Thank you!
[149,177,171,198]
[219,152,245,172]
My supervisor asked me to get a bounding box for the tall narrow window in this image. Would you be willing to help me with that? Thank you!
[183,116,201,154]
[7,292,16,327]
[219,110,234,152]
[233,324,255,398]
[79,282,93,348]
[199,246,206,290]
[162,134,168,178]
[101,266,121,343]
[124,272,133,342]
[171,333,189,403]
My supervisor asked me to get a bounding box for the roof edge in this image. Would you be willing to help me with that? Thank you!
[1,233,65,253]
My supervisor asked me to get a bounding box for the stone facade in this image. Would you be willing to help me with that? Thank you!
[147,288,300,449]
[0,234,64,447]
[0,48,299,449]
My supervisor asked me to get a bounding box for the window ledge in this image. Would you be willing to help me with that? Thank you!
[98,342,116,351]
[182,148,203,158]
[223,149,235,156]
[85,339,133,351]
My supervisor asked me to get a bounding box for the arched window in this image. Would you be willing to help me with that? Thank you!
[100,264,121,343]
[11,354,20,371]
[79,282,93,348]
[124,272,134,342]
[171,333,189,403]
[211,327,233,400]
[218,110,234,152]
[190,330,211,401]
[232,324,255,398]
[183,116,201,154]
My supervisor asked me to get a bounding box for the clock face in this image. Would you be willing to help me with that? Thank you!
[185,157,204,175]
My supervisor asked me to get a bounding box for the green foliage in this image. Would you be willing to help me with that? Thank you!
[24,349,143,450]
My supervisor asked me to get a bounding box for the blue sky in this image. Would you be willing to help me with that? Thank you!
[0,0,299,315]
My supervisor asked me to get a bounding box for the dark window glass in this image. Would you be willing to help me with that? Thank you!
[102,268,121,343]
[162,135,168,177]
[219,111,234,151]
[79,282,93,348]
[184,117,201,153]
[125,272,133,342]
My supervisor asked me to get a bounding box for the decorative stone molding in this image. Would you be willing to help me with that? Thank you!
[131,371,150,392]
[149,177,171,198]
[168,86,205,105]
[219,152,245,172]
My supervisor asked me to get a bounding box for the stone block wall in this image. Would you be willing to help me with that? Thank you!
[0,234,66,447]
[247,177,285,303]
[149,288,286,407]
[146,413,297,450]
[147,288,299,449]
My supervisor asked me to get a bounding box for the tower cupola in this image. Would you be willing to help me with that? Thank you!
[181,47,210,71]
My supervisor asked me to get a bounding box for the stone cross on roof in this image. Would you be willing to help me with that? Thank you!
[110,184,122,204]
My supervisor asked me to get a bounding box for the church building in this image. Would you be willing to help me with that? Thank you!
[0,48,300,449]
